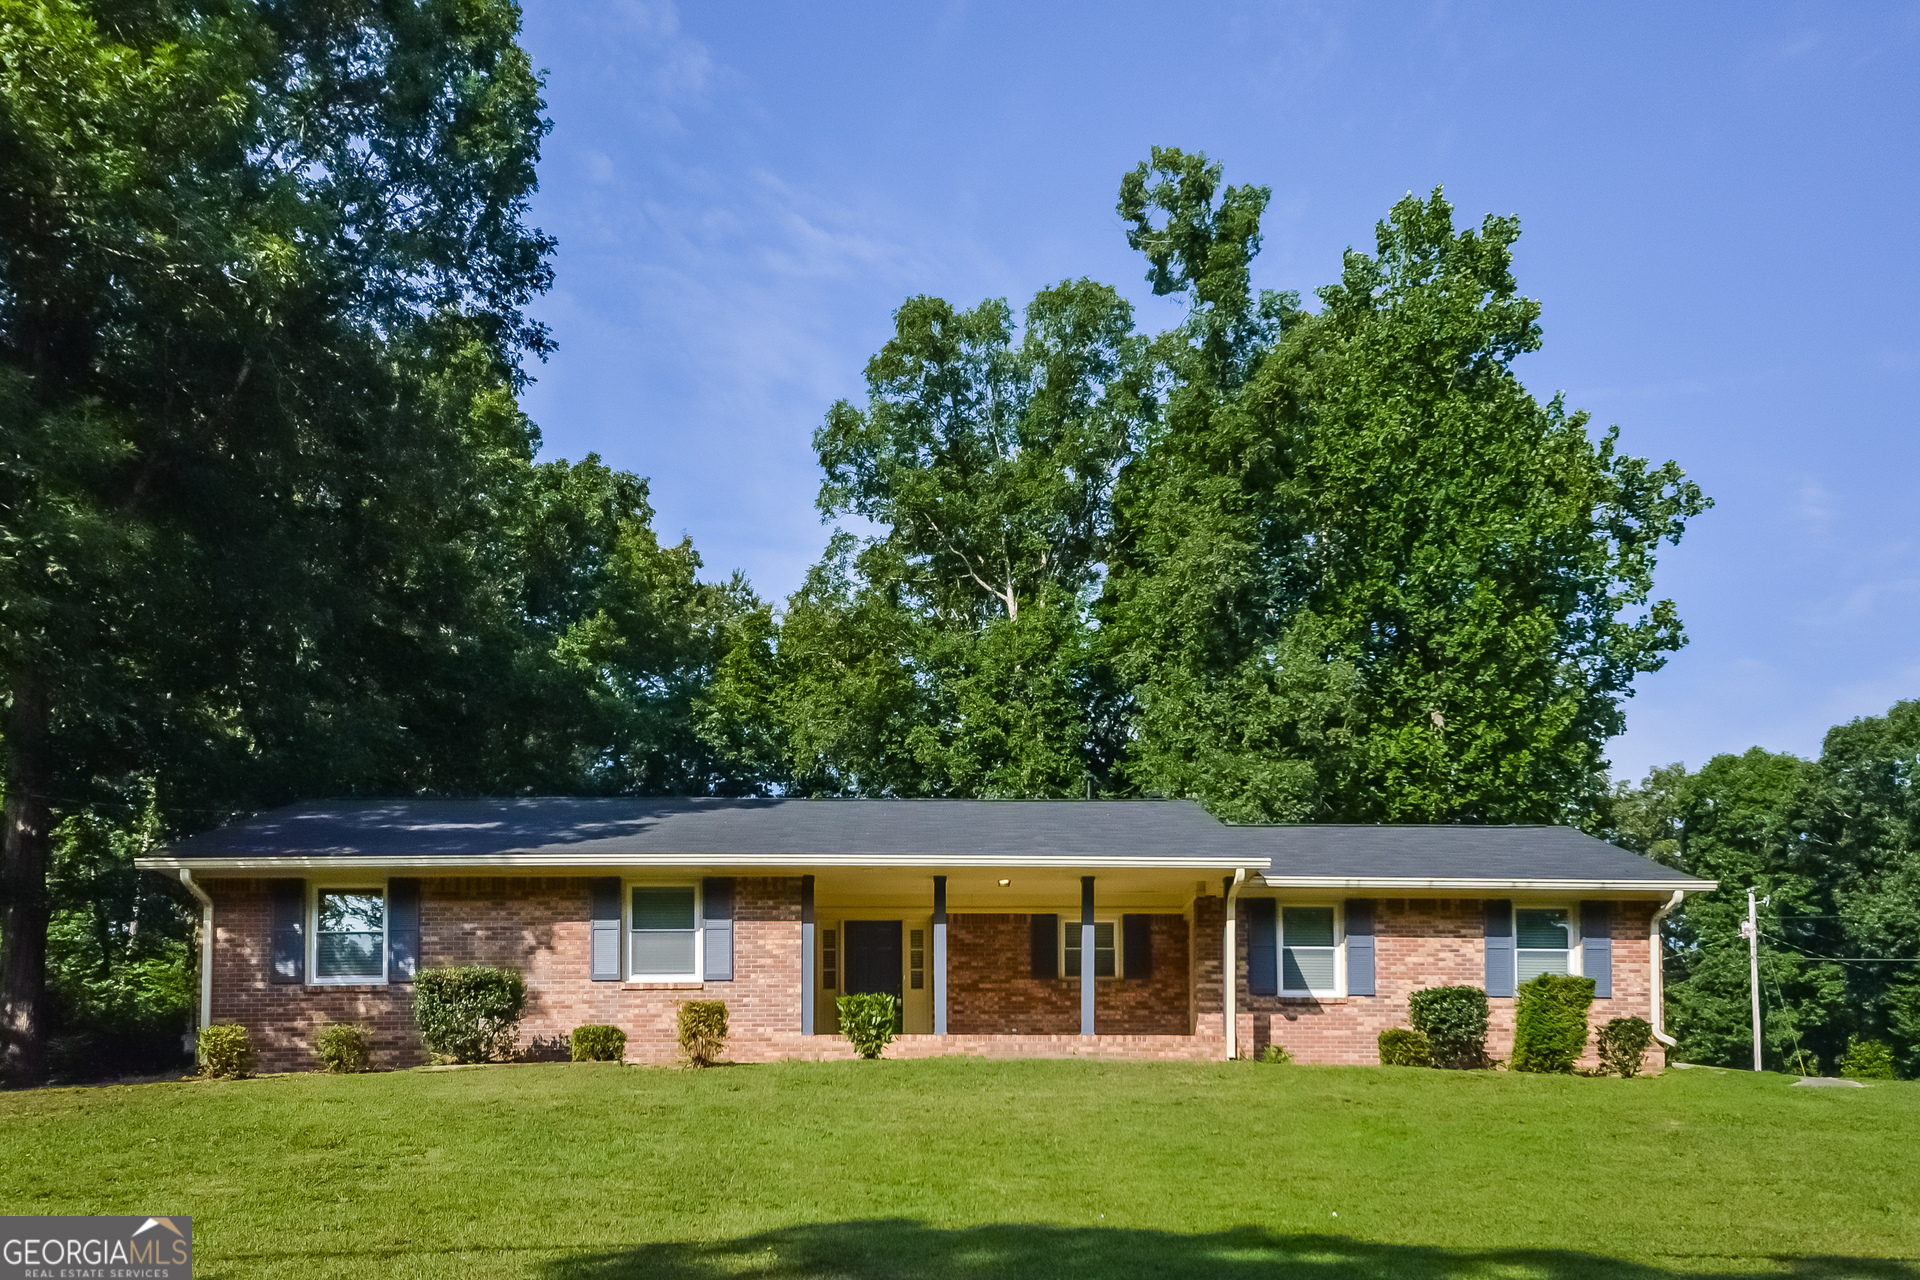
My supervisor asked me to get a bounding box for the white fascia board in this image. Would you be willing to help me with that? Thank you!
[135,854,1270,872]
[1256,874,1718,893]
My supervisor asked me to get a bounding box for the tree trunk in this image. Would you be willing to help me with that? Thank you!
[1,669,53,1085]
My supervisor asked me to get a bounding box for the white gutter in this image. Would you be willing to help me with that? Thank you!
[1256,874,1719,893]
[178,869,214,1061]
[136,853,1272,873]
[1223,868,1247,1061]
[1650,889,1685,1048]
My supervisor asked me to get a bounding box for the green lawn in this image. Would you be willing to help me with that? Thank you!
[1,1059,1914,1279]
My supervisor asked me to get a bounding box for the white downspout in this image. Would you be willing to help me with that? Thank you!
[1650,890,1685,1048]
[179,870,214,1061]
[1223,868,1247,1060]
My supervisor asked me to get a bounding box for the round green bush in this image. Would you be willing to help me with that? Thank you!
[1595,1016,1654,1078]
[1408,985,1489,1069]
[315,1022,373,1073]
[837,992,898,1059]
[1841,1036,1896,1080]
[413,966,527,1064]
[1378,1026,1433,1067]
[197,1023,253,1079]
[571,1024,628,1062]
[677,1001,728,1067]
[1511,973,1596,1074]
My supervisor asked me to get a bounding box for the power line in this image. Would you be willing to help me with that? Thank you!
[1756,926,1920,964]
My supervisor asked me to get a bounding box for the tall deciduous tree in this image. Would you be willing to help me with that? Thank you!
[713,283,1150,795]
[1105,154,1710,824]
[0,0,554,1082]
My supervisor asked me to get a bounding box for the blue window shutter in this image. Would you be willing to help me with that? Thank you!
[1345,898,1376,997]
[270,879,305,984]
[703,877,735,981]
[1246,898,1278,997]
[589,877,621,982]
[1483,899,1514,998]
[1582,900,1613,999]
[1123,914,1152,980]
[1030,914,1057,979]
[387,878,421,982]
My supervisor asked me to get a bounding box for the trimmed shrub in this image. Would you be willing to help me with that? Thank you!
[677,1002,728,1067]
[1841,1036,1896,1080]
[837,992,897,1059]
[1260,1044,1293,1065]
[1595,1016,1654,1078]
[572,1025,628,1063]
[315,1023,373,1074]
[1512,973,1596,1074]
[1378,1027,1433,1067]
[197,1023,253,1079]
[1408,985,1490,1069]
[413,966,527,1064]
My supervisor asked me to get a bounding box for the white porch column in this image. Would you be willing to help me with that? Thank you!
[933,875,948,1035]
[1224,868,1246,1060]
[1080,876,1096,1036]
[800,874,815,1035]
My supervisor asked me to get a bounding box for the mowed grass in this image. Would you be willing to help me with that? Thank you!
[1,1059,1915,1279]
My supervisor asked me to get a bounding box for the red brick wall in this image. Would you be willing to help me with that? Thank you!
[204,877,1667,1071]
[945,913,1189,1035]
[205,875,805,1071]
[1224,897,1667,1070]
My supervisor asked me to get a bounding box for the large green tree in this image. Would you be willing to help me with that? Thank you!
[0,0,554,1082]
[1104,151,1710,823]
[714,284,1150,796]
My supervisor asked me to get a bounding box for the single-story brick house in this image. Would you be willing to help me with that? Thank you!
[136,798,1715,1072]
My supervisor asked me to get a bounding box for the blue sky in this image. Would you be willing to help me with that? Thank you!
[515,1,1920,785]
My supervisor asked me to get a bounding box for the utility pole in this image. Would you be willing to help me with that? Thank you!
[1738,888,1762,1071]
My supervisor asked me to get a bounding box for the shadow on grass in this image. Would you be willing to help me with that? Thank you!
[544,1221,1917,1280]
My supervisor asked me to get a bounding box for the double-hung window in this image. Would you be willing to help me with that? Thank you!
[1281,906,1337,996]
[1516,908,1571,982]
[315,888,385,983]
[630,885,700,980]
[1064,920,1117,978]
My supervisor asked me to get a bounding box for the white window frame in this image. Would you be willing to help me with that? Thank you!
[625,879,703,983]
[308,881,389,986]
[1061,915,1122,980]
[1514,903,1580,984]
[1280,901,1344,998]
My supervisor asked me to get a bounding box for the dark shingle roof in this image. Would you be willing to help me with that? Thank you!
[1240,824,1707,888]
[143,798,1711,888]
[154,797,1260,866]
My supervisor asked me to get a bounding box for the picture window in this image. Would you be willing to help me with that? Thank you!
[1516,908,1571,982]
[1064,920,1117,978]
[314,889,385,982]
[631,885,699,979]
[1281,906,1337,995]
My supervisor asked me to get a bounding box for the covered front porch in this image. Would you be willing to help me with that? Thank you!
[797,865,1240,1048]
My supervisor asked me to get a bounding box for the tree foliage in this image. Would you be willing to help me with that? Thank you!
[710,283,1150,796]
[1105,168,1709,823]
[1609,701,1920,1076]
[0,0,759,1083]
[729,148,1708,823]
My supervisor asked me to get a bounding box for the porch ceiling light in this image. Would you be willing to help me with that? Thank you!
[998,878,1010,886]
